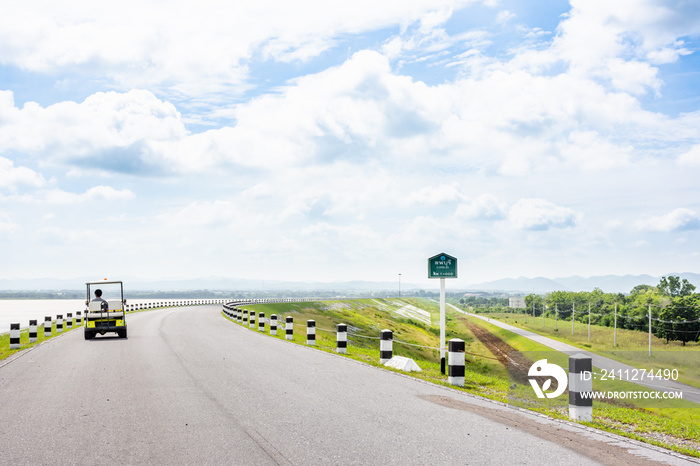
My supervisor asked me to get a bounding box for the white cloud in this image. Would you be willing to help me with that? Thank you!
[678,144,700,166]
[158,200,240,227]
[43,186,135,204]
[0,0,474,100]
[454,194,505,220]
[0,212,17,233]
[405,183,463,206]
[0,156,45,190]
[509,199,579,231]
[636,208,700,232]
[0,90,186,172]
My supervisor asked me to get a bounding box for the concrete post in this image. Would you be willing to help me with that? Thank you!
[76,311,82,325]
[243,309,248,326]
[29,320,38,343]
[380,330,393,364]
[286,316,293,340]
[249,310,256,329]
[569,354,593,422]
[10,323,20,349]
[448,338,465,387]
[56,315,63,333]
[270,315,278,336]
[67,313,73,329]
[258,312,265,332]
[44,316,52,337]
[336,323,347,354]
[307,320,316,345]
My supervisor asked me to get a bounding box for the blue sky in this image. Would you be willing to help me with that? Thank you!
[1,0,699,288]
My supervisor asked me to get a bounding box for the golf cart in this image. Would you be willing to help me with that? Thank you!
[85,280,127,339]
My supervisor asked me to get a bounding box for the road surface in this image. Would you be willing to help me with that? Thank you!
[1,305,697,465]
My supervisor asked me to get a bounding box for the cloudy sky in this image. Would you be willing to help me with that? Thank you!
[1,0,699,288]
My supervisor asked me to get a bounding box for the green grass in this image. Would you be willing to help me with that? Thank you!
[0,320,81,360]
[230,299,699,458]
[462,310,700,388]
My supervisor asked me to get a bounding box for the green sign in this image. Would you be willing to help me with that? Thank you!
[428,253,457,279]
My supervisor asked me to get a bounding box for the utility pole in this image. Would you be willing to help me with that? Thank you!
[614,303,617,347]
[588,303,591,341]
[648,304,652,358]
[572,303,575,336]
[398,273,401,298]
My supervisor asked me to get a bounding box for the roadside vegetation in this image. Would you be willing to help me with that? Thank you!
[233,297,699,458]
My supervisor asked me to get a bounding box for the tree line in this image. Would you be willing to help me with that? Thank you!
[519,275,699,346]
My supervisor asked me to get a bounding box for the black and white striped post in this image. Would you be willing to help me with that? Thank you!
[29,319,38,343]
[67,313,73,329]
[336,323,347,354]
[448,338,465,387]
[270,315,278,336]
[237,308,242,323]
[56,315,63,333]
[44,316,52,337]
[569,354,593,422]
[380,330,393,364]
[76,311,82,325]
[243,309,248,326]
[286,316,293,340]
[249,310,256,329]
[10,323,20,350]
[258,312,265,332]
[306,320,315,345]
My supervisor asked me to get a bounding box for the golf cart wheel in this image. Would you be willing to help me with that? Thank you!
[84,330,94,340]
[118,329,127,338]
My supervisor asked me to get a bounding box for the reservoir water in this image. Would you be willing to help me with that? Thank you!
[0,299,204,333]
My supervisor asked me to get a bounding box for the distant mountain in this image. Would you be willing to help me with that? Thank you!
[1,273,699,294]
[465,273,700,294]
[0,276,409,292]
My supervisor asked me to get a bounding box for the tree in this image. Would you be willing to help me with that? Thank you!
[656,295,700,346]
[657,275,696,298]
[630,284,654,295]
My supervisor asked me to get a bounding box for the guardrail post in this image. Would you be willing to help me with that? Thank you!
[307,320,315,345]
[448,338,465,387]
[10,323,20,349]
[270,315,277,335]
[336,323,347,354]
[29,320,38,343]
[243,309,248,326]
[258,312,265,332]
[249,310,256,329]
[286,316,293,340]
[67,313,73,329]
[380,330,393,364]
[76,311,82,325]
[44,316,52,337]
[569,354,593,422]
[56,315,63,333]
[236,308,242,323]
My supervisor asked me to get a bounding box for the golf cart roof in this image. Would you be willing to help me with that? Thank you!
[86,280,123,285]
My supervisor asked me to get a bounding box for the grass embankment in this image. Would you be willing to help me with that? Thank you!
[460,308,700,389]
[230,298,699,458]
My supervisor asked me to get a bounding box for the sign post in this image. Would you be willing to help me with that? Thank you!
[428,253,457,374]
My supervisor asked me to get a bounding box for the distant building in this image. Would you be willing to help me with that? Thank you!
[509,297,525,309]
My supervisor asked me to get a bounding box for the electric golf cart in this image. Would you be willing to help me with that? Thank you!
[84,280,127,339]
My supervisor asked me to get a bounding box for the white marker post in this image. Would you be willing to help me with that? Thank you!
[428,252,457,375]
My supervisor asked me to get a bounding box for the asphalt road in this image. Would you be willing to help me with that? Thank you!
[1,305,697,465]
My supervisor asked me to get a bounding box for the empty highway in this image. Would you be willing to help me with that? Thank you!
[1,304,696,465]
